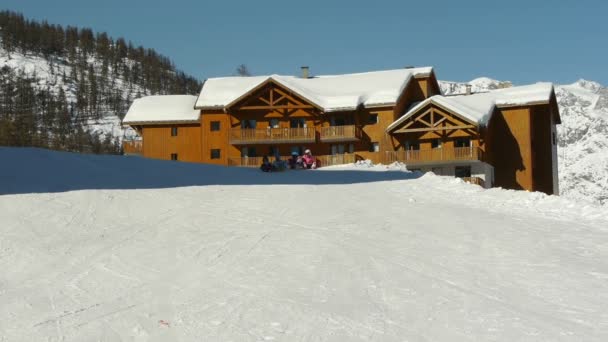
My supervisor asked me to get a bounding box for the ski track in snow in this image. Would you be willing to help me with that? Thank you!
[1,151,608,341]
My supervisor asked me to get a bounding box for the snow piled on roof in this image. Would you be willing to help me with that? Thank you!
[388,83,554,131]
[123,95,200,124]
[195,67,433,112]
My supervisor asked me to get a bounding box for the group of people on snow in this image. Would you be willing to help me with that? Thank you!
[260,149,317,172]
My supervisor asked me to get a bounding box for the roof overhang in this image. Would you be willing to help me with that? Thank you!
[122,120,200,127]
[386,97,479,134]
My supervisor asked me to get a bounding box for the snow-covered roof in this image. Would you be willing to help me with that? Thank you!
[123,95,200,124]
[387,83,555,131]
[195,67,434,112]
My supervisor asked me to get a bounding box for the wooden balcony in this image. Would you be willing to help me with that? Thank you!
[319,125,363,142]
[230,127,316,145]
[228,156,278,167]
[316,153,356,167]
[122,139,142,155]
[384,147,483,165]
[228,154,356,168]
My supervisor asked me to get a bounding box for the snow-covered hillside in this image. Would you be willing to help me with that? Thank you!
[0,45,138,141]
[441,78,608,205]
[1,147,608,341]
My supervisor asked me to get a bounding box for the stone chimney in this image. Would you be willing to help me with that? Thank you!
[465,84,472,95]
[301,66,310,79]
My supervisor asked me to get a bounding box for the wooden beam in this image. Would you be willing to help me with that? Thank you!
[273,87,307,106]
[432,105,474,127]
[394,125,476,134]
[401,120,417,130]
[269,88,274,106]
[273,94,286,105]
[415,116,432,127]
[258,96,271,105]
[433,116,447,127]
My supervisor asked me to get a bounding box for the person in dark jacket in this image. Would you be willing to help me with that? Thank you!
[260,155,272,172]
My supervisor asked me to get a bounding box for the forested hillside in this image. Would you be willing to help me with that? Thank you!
[0,11,201,153]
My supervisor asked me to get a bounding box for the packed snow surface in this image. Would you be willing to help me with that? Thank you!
[122,95,200,124]
[195,67,433,112]
[1,148,608,341]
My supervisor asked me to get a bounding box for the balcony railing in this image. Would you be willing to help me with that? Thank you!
[384,146,483,165]
[319,125,363,142]
[228,156,279,167]
[228,154,356,168]
[230,127,316,144]
[122,139,142,155]
[316,153,356,167]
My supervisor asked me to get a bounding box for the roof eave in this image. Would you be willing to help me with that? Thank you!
[364,102,396,109]
[413,71,432,79]
[495,99,550,109]
[123,119,200,126]
[195,105,225,110]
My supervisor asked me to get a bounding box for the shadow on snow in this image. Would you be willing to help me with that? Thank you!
[0,147,421,195]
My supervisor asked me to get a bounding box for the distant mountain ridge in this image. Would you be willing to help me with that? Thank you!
[440,78,608,206]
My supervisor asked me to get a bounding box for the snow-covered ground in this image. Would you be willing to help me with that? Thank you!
[1,147,608,341]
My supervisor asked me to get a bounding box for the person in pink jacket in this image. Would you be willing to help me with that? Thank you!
[302,149,317,169]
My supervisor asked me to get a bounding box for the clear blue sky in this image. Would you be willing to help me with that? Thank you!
[4,0,608,85]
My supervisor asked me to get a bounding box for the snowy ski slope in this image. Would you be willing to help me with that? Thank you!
[1,148,607,341]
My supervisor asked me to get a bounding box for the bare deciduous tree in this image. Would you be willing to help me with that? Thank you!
[235,64,251,77]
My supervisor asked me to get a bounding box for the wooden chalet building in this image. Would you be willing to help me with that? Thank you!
[122,66,560,194]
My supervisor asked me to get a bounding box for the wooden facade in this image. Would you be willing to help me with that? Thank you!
[384,86,560,194]
[124,69,560,194]
[192,75,441,168]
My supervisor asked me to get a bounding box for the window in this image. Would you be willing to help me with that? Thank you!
[241,120,256,129]
[210,121,220,131]
[269,119,279,128]
[368,114,378,125]
[210,149,221,159]
[405,141,420,150]
[290,146,303,156]
[369,142,380,152]
[171,127,178,136]
[290,118,306,128]
[269,146,279,158]
[431,139,442,149]
[241,147,256,158]
[454,138,471,148]
[170,153,178,161]
[329,114,355,126]
[455,166,472,178]
[331,144,346,155]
